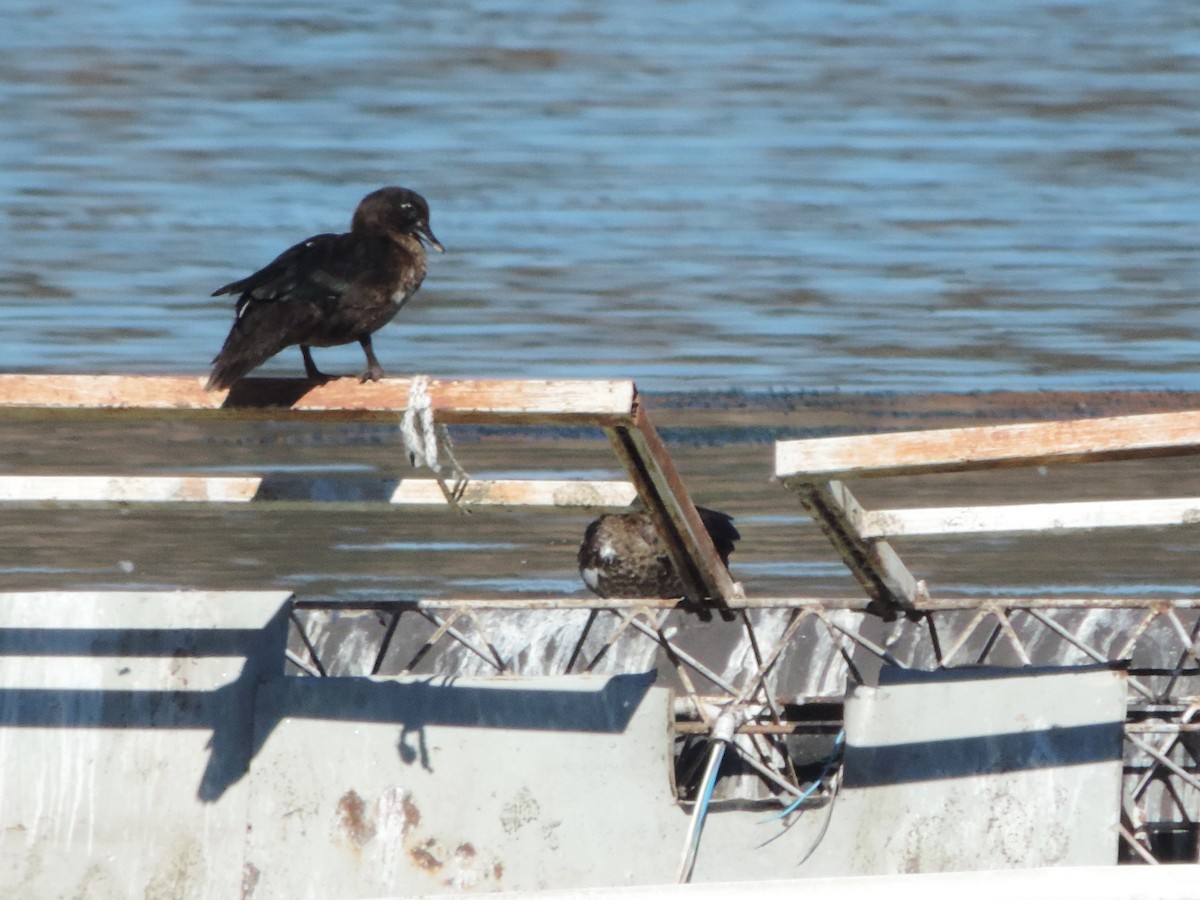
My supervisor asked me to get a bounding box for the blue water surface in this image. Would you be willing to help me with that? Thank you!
[1,0,1198,392]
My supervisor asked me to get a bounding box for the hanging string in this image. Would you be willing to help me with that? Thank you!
[400,375,471,512]
[400,375,439,471]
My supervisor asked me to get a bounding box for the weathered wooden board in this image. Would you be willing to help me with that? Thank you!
[0,475,637,508]
[0,374,744,615]
[859,496,1200,538]
[776,408,1200,481]
[607,402,741,606]
[0,475,261,503]
[793,480,921,618]
[0,375,638,425]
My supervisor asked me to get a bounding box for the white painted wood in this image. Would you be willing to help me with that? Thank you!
[0,475,262,503]
[775,408,1200,480]
[0,374,639,424]
[860,496,1200,537]
[389,478,637,507]
[0,475,636,508]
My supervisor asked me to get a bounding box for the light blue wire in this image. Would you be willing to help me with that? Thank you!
[761,728,845,823]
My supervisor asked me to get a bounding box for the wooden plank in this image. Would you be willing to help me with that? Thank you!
[0,375,638,425]
[775,408,1200,481]
[860,496,1200,538]
[0,476,262,504]
[0,475,636,508]
[794,480,921,619]
[391,479,636,507]
[606,404,740,609]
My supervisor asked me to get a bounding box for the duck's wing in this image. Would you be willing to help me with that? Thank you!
[212,232,357,315]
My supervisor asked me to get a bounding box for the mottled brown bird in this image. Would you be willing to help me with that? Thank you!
[206,186,442,390]
[577,506,740,600]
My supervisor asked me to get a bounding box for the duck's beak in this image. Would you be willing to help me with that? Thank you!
[418,222,444,253]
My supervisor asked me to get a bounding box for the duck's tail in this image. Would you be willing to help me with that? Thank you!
[206,347,265,392]
[697,506,741,566]
[205,305,295,391]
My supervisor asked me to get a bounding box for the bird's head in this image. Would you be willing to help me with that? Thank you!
[353,186,444,252]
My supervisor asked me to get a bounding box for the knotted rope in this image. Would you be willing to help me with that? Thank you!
[400,375,470,512]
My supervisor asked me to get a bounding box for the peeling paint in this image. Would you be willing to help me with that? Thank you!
[401,792,421,831]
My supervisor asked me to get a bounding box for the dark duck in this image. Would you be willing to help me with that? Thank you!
[577,506,740,600]
[206,186,443,391]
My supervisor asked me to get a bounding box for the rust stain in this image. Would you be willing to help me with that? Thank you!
[439,841,507,890]
[401,792,421,831]
[334,790,377,848]
[386,793,501,887]
[410,838,443,871]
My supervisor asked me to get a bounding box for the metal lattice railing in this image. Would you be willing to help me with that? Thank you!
[284,591,1200,864]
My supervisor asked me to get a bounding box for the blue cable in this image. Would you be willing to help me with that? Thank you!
[678,738,727,882]
[761,728,844,823]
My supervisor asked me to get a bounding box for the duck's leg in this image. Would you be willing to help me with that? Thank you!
[300,345,329,381]
[358,336,385,382]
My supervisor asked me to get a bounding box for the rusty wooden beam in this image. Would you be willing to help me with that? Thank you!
[605,397,740,611]
[776,408,1200,482]
[0,375,638,426]
[793,480,922,619]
